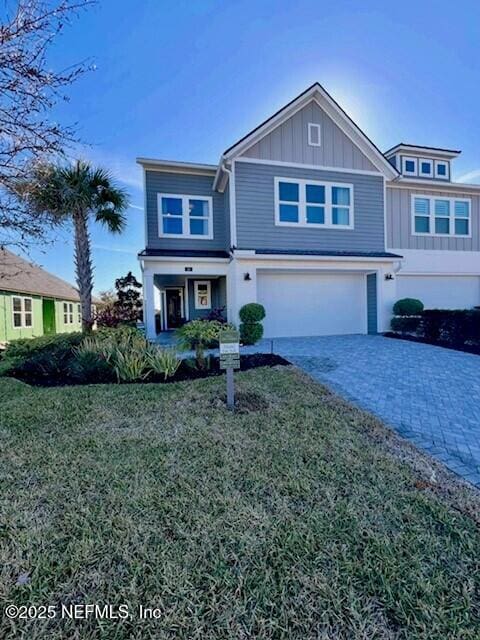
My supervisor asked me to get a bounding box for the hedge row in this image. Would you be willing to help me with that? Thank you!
[391,309,480,347]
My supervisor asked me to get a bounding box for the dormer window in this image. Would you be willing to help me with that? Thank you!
[307,123,321,147]
[402,157,417,175]
[419,160,433,177]
[435,161,449,179]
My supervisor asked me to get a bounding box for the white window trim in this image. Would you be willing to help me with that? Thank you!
[274,177,354,230]
[434,160,450,180]
[77,303,82,324]
[402,156,418,176]
[418,158,433,178]
[411,194,471,238]
[63,302,74,325]
[194,280,212,310]
[157,193,213,240]
[12,295,33,329]
[307,122,321,147]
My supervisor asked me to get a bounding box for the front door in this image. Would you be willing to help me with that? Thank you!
[166,289,183,328]
[42,298,56,335]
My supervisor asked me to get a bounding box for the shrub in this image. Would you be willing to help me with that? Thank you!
[239,303,266,324]
[390,316,421,334]
[205,307,227,323]
[239,303,265,345]
[0,333,83,384]
[420,309,480,346]
[71,337,114,383]
[393,298,424,316]
[240,323,264,345]
[176,320,224,369]
[147,345,181,380]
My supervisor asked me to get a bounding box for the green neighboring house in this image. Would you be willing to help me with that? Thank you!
[0,248,83,345]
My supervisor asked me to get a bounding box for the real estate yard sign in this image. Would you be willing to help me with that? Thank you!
[219,329,240,409]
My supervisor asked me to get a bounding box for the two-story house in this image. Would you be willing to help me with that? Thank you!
[138,82,480,340]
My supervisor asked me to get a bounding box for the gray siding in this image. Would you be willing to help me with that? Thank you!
[241,101,377,171]
[386,186,480,251]
[145,170,228,251]
[366,273,377,334]
[187,277,226,320]
[235,161,385,252]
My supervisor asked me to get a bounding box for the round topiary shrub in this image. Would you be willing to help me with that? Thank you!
[239,302,266,324]
[393,298,424,316]
[239,303,266,345]
[240,322,264,345]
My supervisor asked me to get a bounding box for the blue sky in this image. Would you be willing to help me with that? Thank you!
[22,0,480,293]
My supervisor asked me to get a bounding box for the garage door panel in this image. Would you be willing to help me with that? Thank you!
[257,272,366,338]
[397,276,480,309]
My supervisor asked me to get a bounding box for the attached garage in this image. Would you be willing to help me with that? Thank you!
[396,275,480,310]
[257,271,369,338]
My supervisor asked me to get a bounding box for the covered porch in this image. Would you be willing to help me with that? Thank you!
[141,255,231,340]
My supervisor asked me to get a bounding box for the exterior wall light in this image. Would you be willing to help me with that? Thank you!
[244,273,251,281]
[384,273,394,281]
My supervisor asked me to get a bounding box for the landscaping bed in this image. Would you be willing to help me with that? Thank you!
[385,331,480,355]
[1,368,480,639]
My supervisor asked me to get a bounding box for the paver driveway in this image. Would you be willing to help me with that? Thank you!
[261,335,480,487]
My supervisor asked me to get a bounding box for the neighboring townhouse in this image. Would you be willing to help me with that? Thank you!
[138,83,480,340]
[0,248,83,344]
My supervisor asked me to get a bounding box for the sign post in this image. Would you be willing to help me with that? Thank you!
[219,329,240,409]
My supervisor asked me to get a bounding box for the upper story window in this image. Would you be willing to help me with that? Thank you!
[307,122,321,147]
[412,195,470,237]
[419,160,433,177]
[158,194,213,239]
[402,157,417,175]
[275,178,353,229]
[12,296,33,328]
[434,160,449,180]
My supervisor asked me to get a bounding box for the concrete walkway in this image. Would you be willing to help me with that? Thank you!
[158,332,480,487]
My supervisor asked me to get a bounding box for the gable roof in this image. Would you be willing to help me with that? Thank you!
[0,248,80,301]
[214,82,399,188]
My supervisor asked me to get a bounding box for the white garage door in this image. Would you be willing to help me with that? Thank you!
[257,272,367,338]
[397,275,480,309]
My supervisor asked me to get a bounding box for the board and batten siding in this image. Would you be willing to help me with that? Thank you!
[241,101,377,172]
[145,170,229,252]
[235,161,385,252]
[386,186,480,251]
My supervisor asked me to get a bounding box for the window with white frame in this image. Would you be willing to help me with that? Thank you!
[434,160,449,179]
[307,122,321,147]
[194,280,211,309]
[158,194,213,239]
[402,157,418,175]
[419,159,433,177]
[275,178,353,229]
[412,195,470,236]
[12,296,33,328]
[63,302,74,324]
[77,304,82,324]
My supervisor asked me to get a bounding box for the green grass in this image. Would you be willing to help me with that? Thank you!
[0,367,479,639]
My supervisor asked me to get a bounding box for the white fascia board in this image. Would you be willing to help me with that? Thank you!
[136,157,218,176]
[385,145,460,159]
[388,178,480,193]
[391,248,480,275]
[138,255,230,264]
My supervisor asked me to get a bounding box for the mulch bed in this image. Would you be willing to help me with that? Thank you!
[384,331,480,356]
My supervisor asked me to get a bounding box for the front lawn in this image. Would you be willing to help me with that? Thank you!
[1,367,479,639]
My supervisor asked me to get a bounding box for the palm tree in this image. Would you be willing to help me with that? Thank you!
[16,160,129,331]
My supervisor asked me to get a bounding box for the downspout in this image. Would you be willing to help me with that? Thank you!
[221,161,237,250]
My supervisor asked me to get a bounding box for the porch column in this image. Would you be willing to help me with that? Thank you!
[143,272,156,340]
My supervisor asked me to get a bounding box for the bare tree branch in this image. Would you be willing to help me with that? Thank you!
[0,0,94,250]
